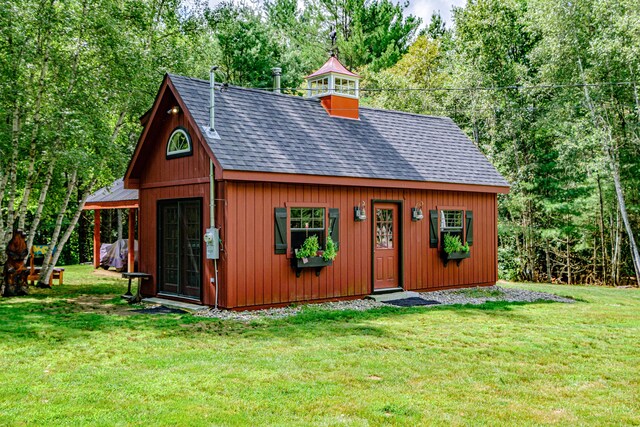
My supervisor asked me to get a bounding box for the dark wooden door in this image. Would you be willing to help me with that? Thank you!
[373,203,400,290]
[158,199,202,300]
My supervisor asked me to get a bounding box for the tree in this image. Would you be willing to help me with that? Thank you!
[316,0,420,71]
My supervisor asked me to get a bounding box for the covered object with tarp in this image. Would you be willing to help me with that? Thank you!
[84,178,139,272]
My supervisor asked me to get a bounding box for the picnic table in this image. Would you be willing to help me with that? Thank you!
[121,272,152,304]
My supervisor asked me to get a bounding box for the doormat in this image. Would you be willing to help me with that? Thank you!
[133,306,186,315]
[382,297,440,307]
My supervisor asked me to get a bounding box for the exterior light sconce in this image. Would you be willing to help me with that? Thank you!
[354,201,367,221]
[167,106,180,115]
[411,202,424,221]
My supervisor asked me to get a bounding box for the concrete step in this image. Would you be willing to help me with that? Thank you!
[142,297,208,313]
[366,290,421,302]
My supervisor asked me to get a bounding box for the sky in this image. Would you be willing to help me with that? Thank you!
[206,0,468,29]
[405,0,467,28]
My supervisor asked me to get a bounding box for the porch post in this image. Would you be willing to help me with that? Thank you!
[93,209,101,268]
[128,208,135,273]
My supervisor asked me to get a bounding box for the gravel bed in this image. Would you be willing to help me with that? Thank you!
[420,285,575,306]
[196,299,385,322]
[195,285,573,321]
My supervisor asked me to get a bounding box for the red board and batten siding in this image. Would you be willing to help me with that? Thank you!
[224,181,497,309]
[134,97,222,306]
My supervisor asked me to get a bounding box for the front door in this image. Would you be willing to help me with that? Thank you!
[158,199,202,300]
[373,203,400,290]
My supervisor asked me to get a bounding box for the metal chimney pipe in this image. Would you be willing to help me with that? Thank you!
[209,66,218,131]
[271,67,282,94]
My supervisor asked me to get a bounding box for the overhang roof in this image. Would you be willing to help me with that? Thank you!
[306,56,360,79]
[84,178,139,210]
[168,74,510,189]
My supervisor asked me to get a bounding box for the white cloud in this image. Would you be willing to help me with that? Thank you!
[405,0,467,29]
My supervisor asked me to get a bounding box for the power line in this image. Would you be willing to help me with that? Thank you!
[240,80,637,93]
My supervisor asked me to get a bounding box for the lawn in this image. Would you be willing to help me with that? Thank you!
[0,265,638,426]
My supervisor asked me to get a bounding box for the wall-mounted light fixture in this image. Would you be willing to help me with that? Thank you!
[411,201,424,221]
[354,200,367,221]
[167,106,180,115]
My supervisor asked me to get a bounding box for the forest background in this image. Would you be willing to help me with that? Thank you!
[1,0,638,285]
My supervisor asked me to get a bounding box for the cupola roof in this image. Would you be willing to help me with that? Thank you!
[306,55,360,79]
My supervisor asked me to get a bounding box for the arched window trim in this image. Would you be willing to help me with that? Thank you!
[166,127,193,159]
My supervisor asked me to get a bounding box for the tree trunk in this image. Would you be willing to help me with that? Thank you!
[612,210,621,286]
[5,106,22,239]
[596,174,607,283]
[579,59,640,283]
[0,170,9,234]
[545,238,552,282]
[117,209,123,241]
[41,180,95,284]
[26,160,56,254]
[566,233,571,285]
[37,170,77,286]
[17,50,49,231]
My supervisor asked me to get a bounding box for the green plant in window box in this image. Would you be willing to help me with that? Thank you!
[293,235,333,277]
[444,234,469,254]
[442,234,470,266]
[323,236,337,262]
[296,235,320,259]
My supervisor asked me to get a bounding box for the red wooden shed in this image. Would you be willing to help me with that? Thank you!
[123,56,509,309]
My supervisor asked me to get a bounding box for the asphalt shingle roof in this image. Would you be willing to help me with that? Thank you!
[87,178,138,204]
[169,74,509,188]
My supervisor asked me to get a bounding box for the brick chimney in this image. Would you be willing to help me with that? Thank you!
[306,54,360,120]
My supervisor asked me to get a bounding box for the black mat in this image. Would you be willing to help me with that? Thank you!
[382,298,440,307]
[132,306,186,315]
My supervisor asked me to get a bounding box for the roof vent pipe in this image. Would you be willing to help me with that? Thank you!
[207,66,220,140]
[271,67,282,94]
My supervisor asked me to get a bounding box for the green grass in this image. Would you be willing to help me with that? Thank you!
[1,265,639,426]
[452,286,505,298]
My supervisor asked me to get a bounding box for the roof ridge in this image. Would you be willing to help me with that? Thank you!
[168,73,313,101]
[168,73,451,119]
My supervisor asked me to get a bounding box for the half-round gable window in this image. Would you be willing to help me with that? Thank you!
[166,127,192,158]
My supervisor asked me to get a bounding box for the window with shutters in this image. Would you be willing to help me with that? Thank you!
[429,208,473,249]
[274,206,339,256]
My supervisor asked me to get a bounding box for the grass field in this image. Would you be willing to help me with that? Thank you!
[0,265,638,426]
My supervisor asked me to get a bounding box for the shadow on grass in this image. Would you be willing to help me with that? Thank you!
[0,286,572,345]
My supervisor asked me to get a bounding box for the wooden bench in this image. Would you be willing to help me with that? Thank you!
[27,245,64,287]
[121,272,152,304]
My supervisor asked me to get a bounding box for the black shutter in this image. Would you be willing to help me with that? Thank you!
[274,208,287,254]
[465,210,474,246]
[329,208,340,250]
[429,210,438,248]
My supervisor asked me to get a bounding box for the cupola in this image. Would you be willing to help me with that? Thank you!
[306,54,360,120]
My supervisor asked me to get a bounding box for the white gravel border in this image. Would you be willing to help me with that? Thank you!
[194,285,573,322]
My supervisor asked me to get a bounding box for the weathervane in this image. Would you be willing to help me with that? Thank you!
[329,28,337,57]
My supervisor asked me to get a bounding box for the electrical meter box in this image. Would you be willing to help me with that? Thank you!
[204,227,220,260]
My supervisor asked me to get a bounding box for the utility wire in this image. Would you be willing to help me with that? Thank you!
[236,80,638,93]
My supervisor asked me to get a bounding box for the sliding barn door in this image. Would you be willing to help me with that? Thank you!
[158,199,202,300]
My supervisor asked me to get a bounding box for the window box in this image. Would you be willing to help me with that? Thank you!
[292,251,333,277]
[441,249,471,267]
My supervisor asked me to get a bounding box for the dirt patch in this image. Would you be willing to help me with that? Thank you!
[91,268,123,279]
[64,294,138,315]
